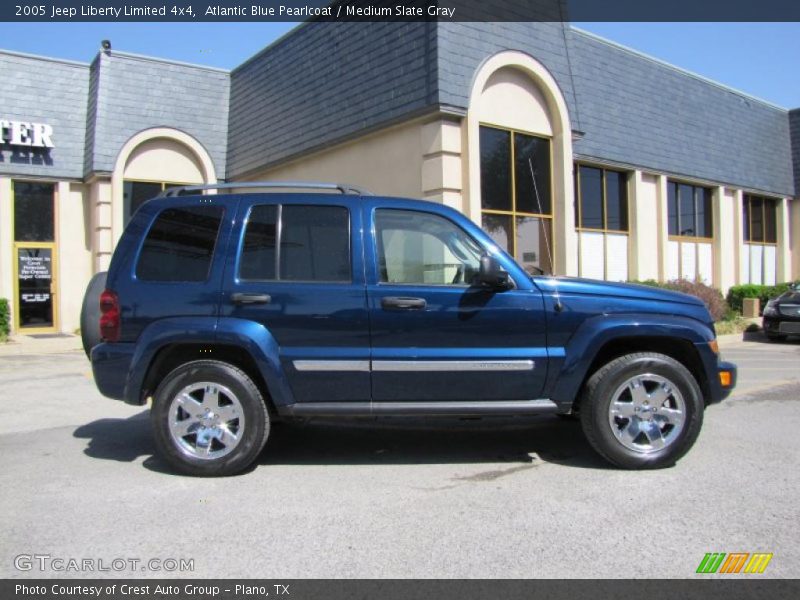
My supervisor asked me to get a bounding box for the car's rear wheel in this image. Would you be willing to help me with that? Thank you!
[80,271,107,357]
[580,352,704,469]
[151,360,270,476]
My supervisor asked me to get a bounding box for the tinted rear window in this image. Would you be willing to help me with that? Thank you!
[239,204,350,282]
[136,206,224,282]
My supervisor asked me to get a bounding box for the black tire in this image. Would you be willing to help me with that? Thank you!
[150,360,270,476]
[80,271,107,357]
[579,352,704,469]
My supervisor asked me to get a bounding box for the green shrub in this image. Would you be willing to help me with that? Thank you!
[0,298,9,341]
[628,279,728,322]
[726,282,799,314]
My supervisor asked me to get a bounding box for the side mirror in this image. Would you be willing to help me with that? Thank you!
[477,255,512,290]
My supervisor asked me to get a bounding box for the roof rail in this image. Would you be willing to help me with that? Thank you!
[159,181,373,197]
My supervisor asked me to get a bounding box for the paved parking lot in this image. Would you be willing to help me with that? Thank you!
[1,335,798,579]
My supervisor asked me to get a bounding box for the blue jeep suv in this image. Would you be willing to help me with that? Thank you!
[84,182,736,476]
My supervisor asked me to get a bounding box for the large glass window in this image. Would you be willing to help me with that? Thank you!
[375,209,482,286]
[14,181,54,242]
[136,206,224,282]
[667,181,713,239]
[743,194,778,244]
[479,124,552,274]
[575,165,629,232]
[124,180,188,224]
[239,205,350,283]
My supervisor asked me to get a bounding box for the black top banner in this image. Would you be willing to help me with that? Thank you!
[3,0,800,22]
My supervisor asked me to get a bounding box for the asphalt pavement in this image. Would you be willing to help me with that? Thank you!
[1,335,798,579]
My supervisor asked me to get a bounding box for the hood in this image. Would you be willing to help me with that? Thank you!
[532,276,705,307]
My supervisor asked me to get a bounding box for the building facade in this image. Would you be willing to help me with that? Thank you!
[1,21,798,335]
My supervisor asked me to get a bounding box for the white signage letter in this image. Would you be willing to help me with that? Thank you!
[31,123,54,148]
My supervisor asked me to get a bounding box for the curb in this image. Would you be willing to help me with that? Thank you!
[0,335,83,357]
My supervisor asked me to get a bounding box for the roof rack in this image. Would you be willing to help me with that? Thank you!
[159,181,373,198]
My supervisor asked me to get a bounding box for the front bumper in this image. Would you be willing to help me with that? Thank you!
[715,360,737,402]
[763,314,800,336]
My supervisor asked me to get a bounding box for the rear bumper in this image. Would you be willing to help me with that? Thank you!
[91,342,136,402]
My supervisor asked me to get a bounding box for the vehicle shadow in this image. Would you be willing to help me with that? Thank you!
[741,330,800,345]
[73,411,610,473]
[255,416,610,471]
[73,410,152,463]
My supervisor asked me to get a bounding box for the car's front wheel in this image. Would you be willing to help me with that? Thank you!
[580,352,704,469]
[151,360,270,476]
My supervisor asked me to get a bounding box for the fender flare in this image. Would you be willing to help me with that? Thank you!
[549,313,715,405]
[125,317,294,407]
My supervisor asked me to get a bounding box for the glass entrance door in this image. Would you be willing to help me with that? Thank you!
[14,244,57,331]
[13,181,58,333]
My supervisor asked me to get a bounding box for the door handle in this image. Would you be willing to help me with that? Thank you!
[231,293,271,305]
[381,296,427,310]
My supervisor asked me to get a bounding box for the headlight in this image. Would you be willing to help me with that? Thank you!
[763,300,778,317]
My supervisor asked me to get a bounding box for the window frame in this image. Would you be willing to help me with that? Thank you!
[742,194,779,246]
[478,123,554,273]
[237,203,353,285]
[574,163,630,233]
[667,180,714,242]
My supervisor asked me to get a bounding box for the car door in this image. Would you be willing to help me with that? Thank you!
[365,202,549,402]
[220,195,370,403]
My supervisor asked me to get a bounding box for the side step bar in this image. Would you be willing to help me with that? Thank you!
[278,399,559,418]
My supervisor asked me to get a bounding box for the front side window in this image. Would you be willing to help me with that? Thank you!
[239,204,351,283]
[667,181,713,239]
[136,205,224,282]
[479,124,552,274]
[575,165,629,232]
[375,209,482,286]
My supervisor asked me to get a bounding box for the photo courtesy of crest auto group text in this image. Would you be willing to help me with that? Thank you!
[0,0,799,596]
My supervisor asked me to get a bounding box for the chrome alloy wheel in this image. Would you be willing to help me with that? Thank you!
[168,382,245,460]
[607,374,685,453]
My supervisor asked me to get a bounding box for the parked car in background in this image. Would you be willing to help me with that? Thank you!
[763,284,800,341]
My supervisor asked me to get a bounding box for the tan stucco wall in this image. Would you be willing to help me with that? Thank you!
[776,197,792,283]
[792,198,800,281]
[56,181,92,333]
[714,187,737,292]
[0,177,13,311]
[89,178,113,273]
[123,138,206,184]
[629,171,660,281]
[244,121,426,199]
[474,67,553,136]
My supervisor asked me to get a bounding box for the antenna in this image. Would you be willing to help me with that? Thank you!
[528,157,563,312]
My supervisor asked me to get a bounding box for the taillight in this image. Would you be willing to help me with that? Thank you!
[99,289,121,342]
